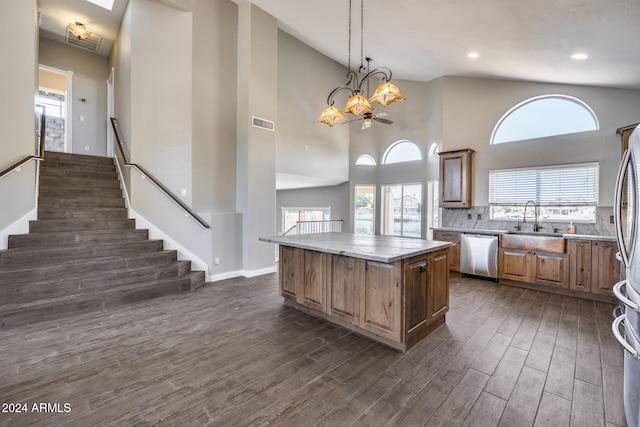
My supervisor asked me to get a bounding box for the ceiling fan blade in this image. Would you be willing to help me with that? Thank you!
[342,117,363,124]
[375,111,389,117]
[374,117,393,125]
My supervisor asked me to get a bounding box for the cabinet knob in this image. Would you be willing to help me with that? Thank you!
[420,265,427,273]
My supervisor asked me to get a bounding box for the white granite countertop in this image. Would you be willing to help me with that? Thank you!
[432,227,616,242]
[259,232,452,263]
[562,233,617,242]
[432,227,510,235]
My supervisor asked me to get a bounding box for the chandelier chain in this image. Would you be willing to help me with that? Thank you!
[360,0,364,71]
[347,0,352,73]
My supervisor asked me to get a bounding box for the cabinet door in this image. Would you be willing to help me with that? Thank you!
[439,149,473,208]
[591,241,621,296]
[359,260,402,341]
[499,248,529,282]
[328,254,359,322]
[428,250,450,324]
[432,231,460,272]
[450,242,461,272]
[279,245,301,299]
[405,256,428,333]
[532,252,569,288]
[300,250,326,312]
[569,240,592,292]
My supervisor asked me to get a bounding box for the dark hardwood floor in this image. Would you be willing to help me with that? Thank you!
[0,274,627,426]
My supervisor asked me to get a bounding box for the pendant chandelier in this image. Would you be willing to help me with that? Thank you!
[317,0,405,127]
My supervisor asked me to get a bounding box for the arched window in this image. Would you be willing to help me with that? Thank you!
[355,154,376,165]
[382,140,422,164]
[428,143,440,157]
[491,94,599,144]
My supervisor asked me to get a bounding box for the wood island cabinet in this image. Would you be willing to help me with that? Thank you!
[439,149,474,208]
[327,255,359,323]
[277,244,450,351]
[432,230,461,272]
[569,239,620,296]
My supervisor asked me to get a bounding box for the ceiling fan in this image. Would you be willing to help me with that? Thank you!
[344,111,393,129]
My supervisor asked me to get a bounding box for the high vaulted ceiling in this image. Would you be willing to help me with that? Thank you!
[38,0,640,88]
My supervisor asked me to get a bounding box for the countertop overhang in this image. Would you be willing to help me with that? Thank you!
[260,232,452,263]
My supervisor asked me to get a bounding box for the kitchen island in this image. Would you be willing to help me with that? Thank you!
[259,233,452,351]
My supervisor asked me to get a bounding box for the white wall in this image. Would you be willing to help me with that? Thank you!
[39,38,109,156]
[276,31,350,184]
[276,183,350,234]
[130,0,192,203]
[236,3,278,274]
[191,0,238,214]
[440,76,640,206]
[0,0,38,238]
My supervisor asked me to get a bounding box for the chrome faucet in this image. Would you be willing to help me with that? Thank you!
[523,200,541,232]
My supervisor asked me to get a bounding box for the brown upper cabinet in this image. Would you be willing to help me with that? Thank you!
[439,149,474,208]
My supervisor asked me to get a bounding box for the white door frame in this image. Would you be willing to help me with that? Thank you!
[39,64,73,153]
[106,67,115,157]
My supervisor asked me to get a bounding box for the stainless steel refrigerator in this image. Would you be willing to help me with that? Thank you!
[613,124,640,427]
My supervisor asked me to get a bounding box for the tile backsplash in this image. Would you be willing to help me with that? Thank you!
[441,206,615,236]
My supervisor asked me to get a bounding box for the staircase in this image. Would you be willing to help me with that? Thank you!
[0,151,206,328]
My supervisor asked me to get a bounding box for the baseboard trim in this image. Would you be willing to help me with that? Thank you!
[0,208,37,249]
[208,266,277,283]
[243,266,277,278]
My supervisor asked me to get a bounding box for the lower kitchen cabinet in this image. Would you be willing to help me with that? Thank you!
[433,230,460,272]
[499,248,569,289]
[569,239,620,296]
[531,251,569,288]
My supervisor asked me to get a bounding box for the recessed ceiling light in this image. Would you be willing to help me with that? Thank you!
[467,52,479,59]
[86,0,114,11]
[571,52,589,60]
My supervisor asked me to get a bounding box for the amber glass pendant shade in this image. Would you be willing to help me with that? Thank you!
[317,105,347,127]
[369,82,406,106]
[343,94,374,116]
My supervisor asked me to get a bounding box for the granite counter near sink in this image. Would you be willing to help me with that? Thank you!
[432,226,616,242]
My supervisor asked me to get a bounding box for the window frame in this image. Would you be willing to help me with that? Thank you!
[488,162,599,223]
[382,140,422,164]
[381,182,423,238]
[490,94,599,145]
[354,185,376,235]
[355,154,377,165]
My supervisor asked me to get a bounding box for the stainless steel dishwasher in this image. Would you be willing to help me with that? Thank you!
[460,233,499,280]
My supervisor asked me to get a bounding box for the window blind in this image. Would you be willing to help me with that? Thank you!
[489,163,599,206]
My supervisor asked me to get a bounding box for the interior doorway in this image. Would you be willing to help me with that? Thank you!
[38,65,73,153]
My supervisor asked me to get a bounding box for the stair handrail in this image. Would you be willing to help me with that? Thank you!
[0,111,46,180]
[109,117,210,229]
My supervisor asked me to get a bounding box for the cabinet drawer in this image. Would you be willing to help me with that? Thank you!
[433,231,461,242]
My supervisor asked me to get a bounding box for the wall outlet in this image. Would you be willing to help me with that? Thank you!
[610,215,615,224]
[214,257,220,265]
[477,213,482,220]
[84,145,90,151]
[467,213,472,220]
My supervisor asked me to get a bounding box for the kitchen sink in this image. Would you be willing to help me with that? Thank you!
[500,232,566,253]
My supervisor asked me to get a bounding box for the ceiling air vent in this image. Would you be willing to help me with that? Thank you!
[65,30,102,53]
[252,116,275,132]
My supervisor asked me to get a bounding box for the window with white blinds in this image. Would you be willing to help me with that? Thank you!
[489,163,599,206]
